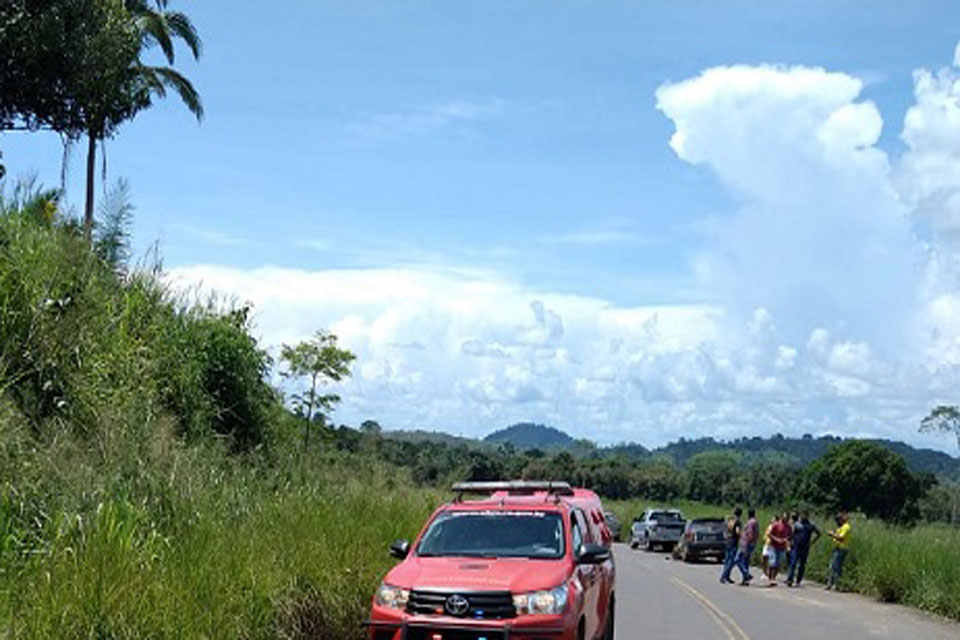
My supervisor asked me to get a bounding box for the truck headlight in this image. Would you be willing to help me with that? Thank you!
[513,584,568,615]
[375,583,410,609]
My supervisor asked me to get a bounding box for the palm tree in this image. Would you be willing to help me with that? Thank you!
[82,0,203,240]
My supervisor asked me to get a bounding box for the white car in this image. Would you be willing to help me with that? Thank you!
[629,508,685,551]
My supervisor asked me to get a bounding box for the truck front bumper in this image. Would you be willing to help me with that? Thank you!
[364,616,569,640]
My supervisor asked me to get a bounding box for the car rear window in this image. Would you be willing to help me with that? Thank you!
[417,511,565,559]
[691,519,725,532]
[651,511,683,523]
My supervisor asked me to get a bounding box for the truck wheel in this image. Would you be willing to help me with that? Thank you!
[603,595,616,640]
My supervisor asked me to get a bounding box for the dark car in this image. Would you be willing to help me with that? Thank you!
[604,511,622,542]
[672,518,727,563]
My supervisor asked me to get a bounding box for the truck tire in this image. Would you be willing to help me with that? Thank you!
[603,595,615,640]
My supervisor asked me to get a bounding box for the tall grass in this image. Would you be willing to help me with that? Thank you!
[607,499,960,620]
[0,447,444,639]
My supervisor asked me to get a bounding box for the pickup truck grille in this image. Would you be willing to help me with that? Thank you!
[408,630,505,640]
[407,590,516,619]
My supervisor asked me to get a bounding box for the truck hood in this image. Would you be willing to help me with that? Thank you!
[385,556,569,593]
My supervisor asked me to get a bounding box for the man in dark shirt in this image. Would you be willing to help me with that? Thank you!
[719,507,743,584]
[735,509,758,585]
[786,510,821,587]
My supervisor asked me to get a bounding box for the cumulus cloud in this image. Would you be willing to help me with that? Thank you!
[165,43,960,452]
[658,64,918,352]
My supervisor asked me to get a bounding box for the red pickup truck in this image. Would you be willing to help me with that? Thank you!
[365,481,616,640]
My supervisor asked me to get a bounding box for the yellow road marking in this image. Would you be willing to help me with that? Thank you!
[671,578,752,640]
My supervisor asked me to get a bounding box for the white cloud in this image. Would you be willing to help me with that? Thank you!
[163,43,960,453]
[350,99,506,136]
[658,63,918,353]
[537,230,651,246]
[174,224,247,246]
[775,345,798,370]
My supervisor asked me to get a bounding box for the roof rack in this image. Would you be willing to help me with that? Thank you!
[451,481,574,501]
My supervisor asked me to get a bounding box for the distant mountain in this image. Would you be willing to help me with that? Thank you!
[484,423,575,450]
[383,429,488,449]
[654,434,960,479]
[384,423,960,479]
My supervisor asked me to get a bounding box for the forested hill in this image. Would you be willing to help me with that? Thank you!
[385,425,959,478]
[484,423,575,449]
[653,435,959,477]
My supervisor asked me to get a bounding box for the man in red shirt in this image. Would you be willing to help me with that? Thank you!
[762,513,792,585]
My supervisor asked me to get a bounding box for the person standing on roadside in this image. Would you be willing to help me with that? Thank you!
[825,512,852,591]
[719,507,743,584]
[735,508,758,585]
[762,513,791,586]
[786,510,820,587]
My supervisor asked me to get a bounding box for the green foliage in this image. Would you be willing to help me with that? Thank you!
[94,178,134,272]
[0,184,276,450]
[0,446,441,639]
[280,331,355,446]
[918,483,960,525]
[0,0,203,234]
[797,441,926,523]
[0,0,145,138]
[921,405,960,451]
[156,302,277,451]
[685,451,740,504]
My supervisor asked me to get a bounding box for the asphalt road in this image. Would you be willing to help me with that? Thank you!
[613,545,958,640]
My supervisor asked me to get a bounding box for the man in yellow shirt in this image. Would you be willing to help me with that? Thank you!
[825,511,852,591]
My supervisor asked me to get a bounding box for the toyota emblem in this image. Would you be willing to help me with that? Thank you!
[445,594,470,616]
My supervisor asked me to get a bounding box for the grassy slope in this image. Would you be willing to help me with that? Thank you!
[607,499,960,620]
[1,454,443,639]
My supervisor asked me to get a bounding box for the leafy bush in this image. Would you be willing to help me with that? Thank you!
[797,440,926,523]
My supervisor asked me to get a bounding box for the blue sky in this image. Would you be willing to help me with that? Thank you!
[5,1,960,452]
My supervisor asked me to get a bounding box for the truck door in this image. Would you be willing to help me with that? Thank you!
[572,509,600,639]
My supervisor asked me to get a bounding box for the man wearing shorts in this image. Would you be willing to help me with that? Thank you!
[763,513,790,586]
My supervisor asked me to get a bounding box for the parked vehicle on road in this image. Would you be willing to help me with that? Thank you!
[629,508,685,551]
[671,518,727,562]
[604,510,622,542]
[366,481,617,640]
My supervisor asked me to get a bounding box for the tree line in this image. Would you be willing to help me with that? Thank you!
[323,423,957,526]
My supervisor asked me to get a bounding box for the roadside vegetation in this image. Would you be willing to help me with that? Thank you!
[2,3,960,637]
[0,184,439,638]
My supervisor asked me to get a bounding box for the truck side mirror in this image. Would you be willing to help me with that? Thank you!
[389,539,410,559]
[577,543,611,565]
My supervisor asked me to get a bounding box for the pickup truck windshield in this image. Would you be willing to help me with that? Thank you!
[417,511,565,559]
